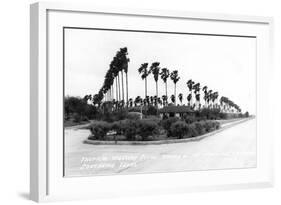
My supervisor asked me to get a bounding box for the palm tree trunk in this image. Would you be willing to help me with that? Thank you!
[121,70,124,102]
[156,82,158,99]
[118,73,121,102]
[126,73,128,108]
[111,87,113,101]
[165,82,167,100]
[115,78,118,102]
[145,77,147,98]
[156,81,158,107]
[174,83,176,105]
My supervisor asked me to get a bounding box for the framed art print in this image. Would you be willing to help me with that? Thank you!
[30,2,274,202]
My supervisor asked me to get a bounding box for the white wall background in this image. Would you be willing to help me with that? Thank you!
[0,0,280,204]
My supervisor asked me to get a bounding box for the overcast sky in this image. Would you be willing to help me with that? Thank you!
[64,28,256,114]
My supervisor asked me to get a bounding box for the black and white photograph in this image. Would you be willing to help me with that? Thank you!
[63,27,256,177]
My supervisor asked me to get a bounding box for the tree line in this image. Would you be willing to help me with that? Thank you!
[78,47,243,114]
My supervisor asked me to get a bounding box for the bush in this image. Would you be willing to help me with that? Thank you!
[123,120,139,140]
[81,116,89,122]
[168,120,220,139]
[170,121,189,139]
[127,112,142,120]
[204,120,220,132]
[213,121,220,130]
[138,120,159,141]
[183,114,198,124]
[73,113,81,123]
[89,121,111,140]
[147,105,157,115]
[193,121,206,135]
[198,108,221,120]
[160,117,179,136]
[186,124,198,138]
[111,120,124,135]
[103,110,128,122]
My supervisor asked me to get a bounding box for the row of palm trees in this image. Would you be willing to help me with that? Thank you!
[90,47,242,113]
[220,96,241,113]
[92,47,130,107]
[138,62,180,106]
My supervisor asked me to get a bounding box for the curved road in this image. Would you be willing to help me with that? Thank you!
[64,118,256,177]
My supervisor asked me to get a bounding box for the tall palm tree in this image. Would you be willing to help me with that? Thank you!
[128,98,133,107]
[120,48,130,107]
[134,96,142,107]
[212,92,219,108]
[187,94,192,107]
[193,83,200,109]
[186,79,194,106]
[110,59,119,102]
[178,93,183,105]
[162,95,167,106]
[117,47,129,105]
[138,63,149,98]
[202,86,208,108]
[170,70,180,105]
[170,94,175,104]
[149,62,160,107]
[207,90,213,108]
[160,68,170,99]
[83,94,92,103]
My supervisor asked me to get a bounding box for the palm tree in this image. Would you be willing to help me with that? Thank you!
[162,95,167,106]
[195,93,200,110]
[187,94,192,107]
[134,96,142,107]
[207,90,213,108]
[178,93,183,105]
[117,47,129,105]
[138,63,149,98]
[193,83,200,109]
[170,70,180,105]
[110,59,119,102]
[145,96,150,106]
[128,98,133,107]
[212,92,219,108]
[150,96,154,105]
[153,95,158,107]
[150,62,160,107]
[202,86,208,108]
[186,79,194,106]
[160,68,170,98]
[219,97,224,111]
[121,48,130,107]
[158,97,162,107]
[170,94,175,104]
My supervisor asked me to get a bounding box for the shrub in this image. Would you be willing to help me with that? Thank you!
[170,121,189,139]
[127,112,142,120]
[203,120,220,132]
[89,121,111,140]
[138,120,159,141]
[183,114,198,124]
[186,124,198,138]
[73,113,81,123]
[198,108,221,120]
[81,116,89,122]
[160,117,179,137]
[111,121,124,135]
[193,121,206,135]
[123,120,139,140]
[213,121,220,129]
[147,105,157,115]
